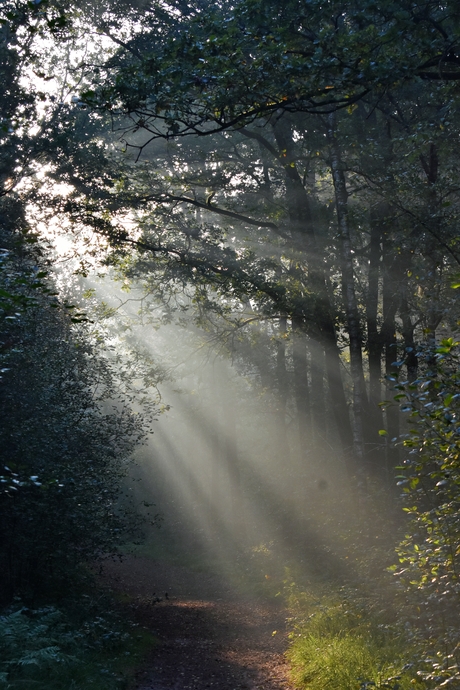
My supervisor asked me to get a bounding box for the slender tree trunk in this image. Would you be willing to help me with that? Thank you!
[271,117,354,475]
[382,235,400,476]
[420,144,442,361]
[276,316,290,434]
[212,362,247,543]
[275,315,291,494]
[310,338,326,446]
[400,293,418,382]
[291,318,310,519]
[222,387,246,543]
[384,327,400,477]
[366,205,387,468]
[292,316,311,460]
[327,112,368,473]
[323,329,356,477]
[367,206,383,419]
[210,362,221,509]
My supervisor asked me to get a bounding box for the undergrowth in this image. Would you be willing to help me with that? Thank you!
[0,602,154,690]
[285,585,425,690]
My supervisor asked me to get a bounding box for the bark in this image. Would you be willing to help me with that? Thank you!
[292,316,311,461]
[276,318,289,418]
[420,143,442,361]
[222,390,246,541]
[382,234,400,475]
[270,117,354,472]
[400,293,418,382]
[271,119,316,252]
[327,112,368,472]
[367,206,384,417]
[212,363,247,541]
[309,338,326,446]
[275,315,291,471]
[384,327,400,477]
[323,328,356,476]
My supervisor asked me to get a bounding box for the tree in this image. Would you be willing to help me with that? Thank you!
[64,0,460,487]
[82,0,460,136]
[0,1,157,595]
[4,0,460,552]
[0,221,156,603]
[389,337,460,687]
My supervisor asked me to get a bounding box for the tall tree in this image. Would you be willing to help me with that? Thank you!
[5,0,460,490]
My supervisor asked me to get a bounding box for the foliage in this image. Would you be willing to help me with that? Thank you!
[2,3,460,685]
[2,0,459,488]
[0,223,156,603]
[389,339,460,687]
[0,601,150,690]
[81,0,460,133]
[286,589,424,690]
[38,0,459,485]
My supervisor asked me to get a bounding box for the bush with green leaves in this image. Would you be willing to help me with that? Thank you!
[390,338,460,687]
[0,225,155,603]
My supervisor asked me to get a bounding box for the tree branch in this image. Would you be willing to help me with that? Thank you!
[142,192,289,236]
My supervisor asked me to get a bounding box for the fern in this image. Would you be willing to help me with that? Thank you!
[0,606,127,690]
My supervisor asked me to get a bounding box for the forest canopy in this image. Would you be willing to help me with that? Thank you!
[59,0,460,473]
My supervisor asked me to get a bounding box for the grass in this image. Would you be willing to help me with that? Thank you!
[286,590,425,690]
[125,534,428,690]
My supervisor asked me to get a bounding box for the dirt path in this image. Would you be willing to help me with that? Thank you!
[102,556,295,690]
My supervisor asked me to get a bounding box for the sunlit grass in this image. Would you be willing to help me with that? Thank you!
[286,592,425,690]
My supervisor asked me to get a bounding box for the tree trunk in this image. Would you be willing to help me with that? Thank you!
[270,116,354,475]
[276,316,289,428]
[367,205,384,421]
[384,327,400,477]
[309,338,326,447]
[400,293,418,382]
[292,316,311,461]
[212,362,247,543]
[420,143,442,361]
[382,235,400,476]
[222,387,246,543]
[327,112,368,474]
[275,315,291,492]
[366,204,387,468]
[323,328,356,477]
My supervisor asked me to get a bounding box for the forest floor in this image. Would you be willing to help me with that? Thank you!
[102,555,296,690]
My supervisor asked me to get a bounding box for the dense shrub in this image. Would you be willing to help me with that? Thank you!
[390,340,460,687]
[0,226,154,602]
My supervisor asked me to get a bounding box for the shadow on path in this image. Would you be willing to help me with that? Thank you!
[102,556,295,690]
